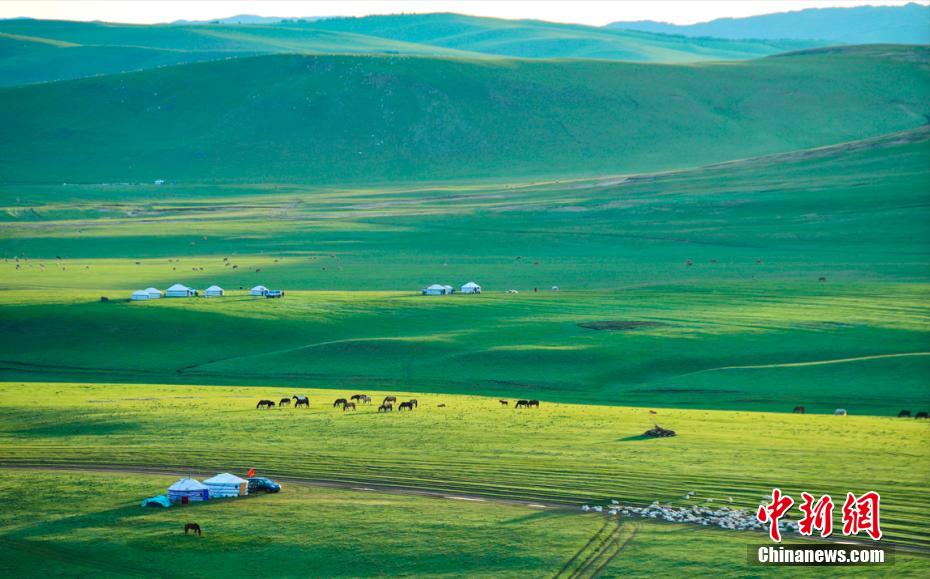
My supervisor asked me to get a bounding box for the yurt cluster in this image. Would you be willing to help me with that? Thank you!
[131,284,281,300]
[141,473,249,507]
[422,281,481,295]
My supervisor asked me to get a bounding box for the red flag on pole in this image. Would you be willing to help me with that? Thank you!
[247,468,255,478]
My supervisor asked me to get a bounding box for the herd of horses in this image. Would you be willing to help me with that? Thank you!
[255,395,544,411]
[792,405,927,418]
[255,394,419,412]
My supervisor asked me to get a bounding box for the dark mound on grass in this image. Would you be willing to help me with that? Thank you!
[578,321,669,331]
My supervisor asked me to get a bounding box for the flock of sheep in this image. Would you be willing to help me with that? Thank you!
[582,497,801,535]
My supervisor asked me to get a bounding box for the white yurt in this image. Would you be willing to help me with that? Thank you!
[204,285,224,297]
[422,284,447,296]
[443,285,455,294]
[461,282,481,294]
[167,478,210,503]
[131,290,150,301]
[203,473,248,498]
[145,287,163,299]
[250,285,269,296]
[166,283,194,297]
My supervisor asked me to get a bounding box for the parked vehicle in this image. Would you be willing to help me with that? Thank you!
[265,290,285,298]
[247,477,282,493]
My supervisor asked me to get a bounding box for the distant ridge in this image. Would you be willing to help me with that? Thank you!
[609,3,930,45]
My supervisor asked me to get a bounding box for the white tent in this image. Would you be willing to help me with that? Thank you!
[250,285,269,296]
[204,285,224,297]
[461,282,481,294]
[145,287,162,299]
[203,473,247,498]
[443,285,455,294]
[167,477,210,503]
[422,284,448,296]
[131,290,150,301]
[166,283,194,298]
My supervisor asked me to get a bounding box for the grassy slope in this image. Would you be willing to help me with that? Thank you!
[0,46,926,184]
[1,383,928,552]
[300,12,823,61]
[3,470,925,577]
[1,130,927,413]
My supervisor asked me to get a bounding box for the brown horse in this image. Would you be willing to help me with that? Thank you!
[360,395,372,405]
[378,403,392,412]
[528,400,540,408]
[333,398,348,408]
[383,396,397,405]
[278,398,291,407]
[343,402,357,412]
[350,394,365,402]
[184,523,202,536]
[499,399,508,406]
[256,400,275,409]
[398,401,414,411]
[793,406,806,414]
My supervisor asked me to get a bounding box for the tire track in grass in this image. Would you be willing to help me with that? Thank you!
[565,519,624,579]
[552,518,614,579]
[589,524,638,578]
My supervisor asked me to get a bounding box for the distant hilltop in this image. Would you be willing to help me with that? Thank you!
[608,2,930,45]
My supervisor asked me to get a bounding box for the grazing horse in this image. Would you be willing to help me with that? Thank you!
[184,523,202,536]
[256,400,275,409]
[333,398,348,408]
[898,409,911,418]
[292,395,309,408]
[818,277,827,282]
[350,394,365,402]
[437,403,446,408]
[514,399,529,409]
[916,411,929,419]
[528,400,540,408]
[279,398,291,407]
[398,401,414,411]
[793,406,806,414]
[360,395,372,405]
[378,403,393,412]
[499,399,508,406]
[383,396,397,406]
[408,399,418,408]
[343,402,357,412]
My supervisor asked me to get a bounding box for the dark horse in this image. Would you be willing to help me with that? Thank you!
[279,398,291,407]
[343,402,357,412]
[408,399,418,408]
[359,395,372,405]
[293,395,309,408]
[528,399,540,408]
[398,401,414,411]
[898,409,911,418]
[256,400,275,409]
[793,406,806,414]
[383,396,397,405]
[515,399,529,408]
[350,394,366,402]
[333,398,348,408]
[916,411,929,419]
[184,523,202,536]
[499,399,508,406]
[378,403,393,412]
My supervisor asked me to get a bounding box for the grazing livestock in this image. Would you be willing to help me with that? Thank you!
[359,395,372,405]
[383,396,397,405]
[278,398,290,407]
[350,394,365,402]
[333,398,348,408]
[898,410,911,418]
[499,400,508,406]
[292,396,309,408]
[515,399,529,408]
[378,403,393,412]
[437,404,446,408]
[256,400,275,409]
[916,411,929,419]
[184,523,202,536]
[793,406,806,414]
[528,400,540,408]
[343,402,357,412]
[398,401,414,411]
[408,399,418,408]
[834,408,847,416]
[819,277,827,282]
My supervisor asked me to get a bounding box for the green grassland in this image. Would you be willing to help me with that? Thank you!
[1,383,928,555]
[1,46,927,184]
[0,14,827,87]
[1,470,927,578]
[1,129,927,414]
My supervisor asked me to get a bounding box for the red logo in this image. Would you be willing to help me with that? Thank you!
[757,488,794,542]
[842,491,882,540]
[759,489,882,542]
[798,492,834,538]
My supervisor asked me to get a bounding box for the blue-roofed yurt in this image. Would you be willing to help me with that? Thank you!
[167,478,209,504]
[204,473,248,498]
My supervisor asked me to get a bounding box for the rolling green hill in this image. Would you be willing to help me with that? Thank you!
[0,14,827,86]
[0,45,927,185]
[300,13,822,61]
